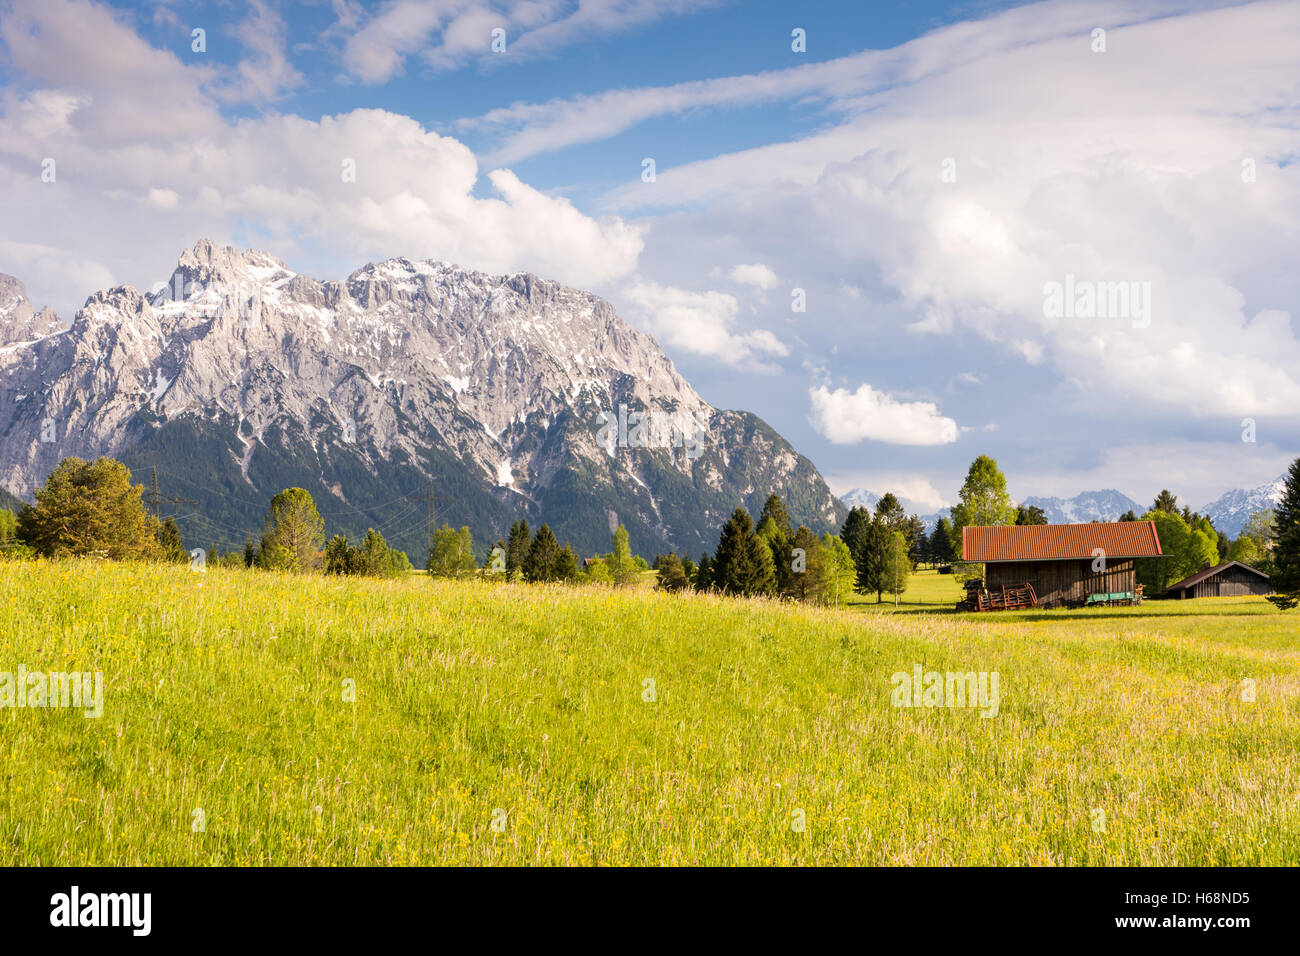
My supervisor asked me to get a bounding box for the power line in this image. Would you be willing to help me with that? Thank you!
[142,466,197,521]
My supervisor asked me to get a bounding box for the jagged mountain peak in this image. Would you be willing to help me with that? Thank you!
[1200,475,1286,537]
[0,273,64,346]
[0,241,844,561]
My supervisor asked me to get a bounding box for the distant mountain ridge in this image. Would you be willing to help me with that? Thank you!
[1198,475,1286,537]
[836,482,1284,539]
[0,241,845,562]
[1021,489,1142,525]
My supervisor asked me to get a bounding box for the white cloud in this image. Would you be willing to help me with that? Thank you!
[459,0,1172,164]
[827,474,952,513]
[0,0,644,316]
[341,0,450,84]
[727,263,778,291]
[214,0,306,103]
[342,0,717,83]
[809,383,958,446]
[620,280,788,371]
[594,0,1300,418]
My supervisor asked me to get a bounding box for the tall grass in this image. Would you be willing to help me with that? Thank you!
[1,559,1296,865]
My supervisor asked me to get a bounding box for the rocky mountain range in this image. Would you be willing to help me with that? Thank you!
[0,240,844,562]
[837,483,1283,540]
[0,275,64,346]
[1021,489,1143,525]
[1198,475,1286,538]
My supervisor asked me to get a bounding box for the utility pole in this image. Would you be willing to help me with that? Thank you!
[427,477,435,559]
[142,466,197,521]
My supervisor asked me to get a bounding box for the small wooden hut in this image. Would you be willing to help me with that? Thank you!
[1164,561,1272,599]
[961,521,1164,609]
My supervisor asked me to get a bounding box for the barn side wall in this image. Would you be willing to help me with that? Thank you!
[986,559,1136,608]
[1182,566,1273,598]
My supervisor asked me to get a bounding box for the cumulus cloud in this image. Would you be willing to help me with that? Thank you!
[727,263,778,290]
[621,280,788,371]
[0,0,643,316]
[590,0,1300,418]
[809,383,959,446]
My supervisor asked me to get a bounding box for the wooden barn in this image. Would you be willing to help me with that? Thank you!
[1164,561,1272,599]
[961,521,1163,609]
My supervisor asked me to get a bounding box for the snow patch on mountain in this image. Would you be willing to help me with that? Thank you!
[1200,475,1286,537]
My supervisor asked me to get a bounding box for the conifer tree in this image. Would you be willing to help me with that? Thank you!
[654,552,689,592]
[1267,457,1300,610]
[524,524,561,582]
[506,519,531,579]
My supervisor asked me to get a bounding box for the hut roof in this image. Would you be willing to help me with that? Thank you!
[962,521,1163,563]
[1165,560,1270,592]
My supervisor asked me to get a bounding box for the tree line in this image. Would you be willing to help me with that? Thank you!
[0,457,413,576]
[3,452,1297,610]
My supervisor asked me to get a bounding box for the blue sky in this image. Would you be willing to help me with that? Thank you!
[1,0,1297,511]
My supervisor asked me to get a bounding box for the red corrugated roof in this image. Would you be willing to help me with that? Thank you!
[962,521,1163,562]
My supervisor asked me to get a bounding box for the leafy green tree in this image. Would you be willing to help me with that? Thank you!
[949,455,1014,582]
[654,552,689,592]
[428,524,477,578]
[883,531,911,606]
[505,519,530,580]
[1015,504,1048,526]
[950,455,1016,532]
[17,456,161,560]
[1238,509,1275,573]
[583,556,613,585]
[819,533,856,607]
[1188,528,1219,575]
[1227,534,1261,566]
[787,525,824,602]
[1137,508,1215,592]
[1266,458,1300,610]
[681,556,696,584]
[608,524,637,585]
[524,524,562,582]
[258,488,324,572]
[0,507,34,560]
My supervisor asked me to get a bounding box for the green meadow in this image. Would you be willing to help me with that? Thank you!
[1,560,1297,866]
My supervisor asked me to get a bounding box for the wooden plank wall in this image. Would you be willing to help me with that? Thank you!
[986,559,1136,608]
[1186,565,1273,598]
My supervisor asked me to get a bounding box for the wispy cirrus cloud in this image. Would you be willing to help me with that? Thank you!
[340,0,720,85]
[458,0,1217,164]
